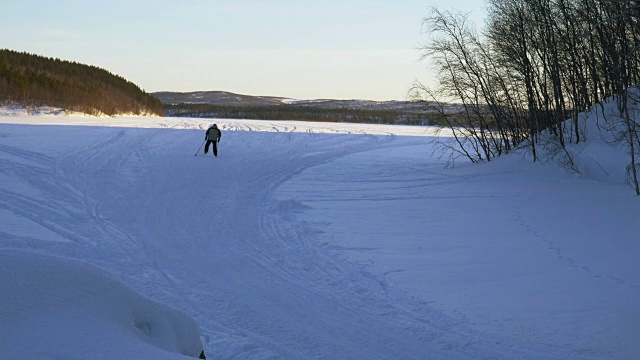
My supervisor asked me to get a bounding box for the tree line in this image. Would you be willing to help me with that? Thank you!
[0,49,163,116]
[165,103,435,126]
[412,0,640,195]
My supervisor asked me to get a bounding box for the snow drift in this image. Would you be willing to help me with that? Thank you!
[0,249,204,359]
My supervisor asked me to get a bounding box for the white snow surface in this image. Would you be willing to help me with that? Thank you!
[0,250,203,359]
[0,106,639,359]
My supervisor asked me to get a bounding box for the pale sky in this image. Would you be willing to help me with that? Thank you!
[0,0,485,101]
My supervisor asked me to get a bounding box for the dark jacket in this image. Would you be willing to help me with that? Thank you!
[206,125,221,142]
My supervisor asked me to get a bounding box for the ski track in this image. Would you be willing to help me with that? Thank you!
[0,123,584,359]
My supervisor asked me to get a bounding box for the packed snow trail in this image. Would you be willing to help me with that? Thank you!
[276,144,640,359]
[0,116,615,359]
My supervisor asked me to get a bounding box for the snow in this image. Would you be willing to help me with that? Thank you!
[0,250,204,359]
[0,105,639,359]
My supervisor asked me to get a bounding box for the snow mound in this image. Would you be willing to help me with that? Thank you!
[569,98,635,185]
[0,249,204,359]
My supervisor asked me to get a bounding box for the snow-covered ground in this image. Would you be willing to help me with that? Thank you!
[1,106,638,359]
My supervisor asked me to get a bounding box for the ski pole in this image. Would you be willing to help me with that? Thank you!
[194,140,206,156]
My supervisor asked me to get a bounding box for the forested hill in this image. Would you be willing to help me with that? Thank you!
[0,49,163,116]
[154,91,438,126]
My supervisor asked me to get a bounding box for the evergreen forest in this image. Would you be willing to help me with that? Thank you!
[0,49,163,116]
[165,103,434,126]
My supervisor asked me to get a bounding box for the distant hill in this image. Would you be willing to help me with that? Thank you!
[153,91,288,107]
[0,49,163,116]
[153,90,449,126]
[152,90,427,111]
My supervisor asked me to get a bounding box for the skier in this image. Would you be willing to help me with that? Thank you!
[204,124,222,157]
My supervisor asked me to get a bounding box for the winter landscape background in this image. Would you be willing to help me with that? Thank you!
[0,102,638,359]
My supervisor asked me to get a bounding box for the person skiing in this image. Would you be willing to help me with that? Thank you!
[204,124,221,157]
